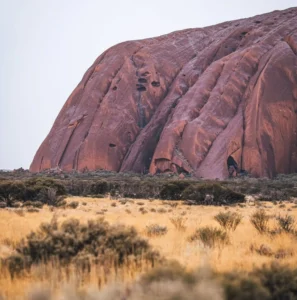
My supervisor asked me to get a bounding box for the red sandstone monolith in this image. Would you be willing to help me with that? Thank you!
[31,8,297,178]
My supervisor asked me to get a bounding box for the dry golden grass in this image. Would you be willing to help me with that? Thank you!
[1,197,297,299]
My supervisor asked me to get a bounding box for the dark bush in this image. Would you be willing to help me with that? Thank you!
[188,226,230,248]
[222,177,297,201]
[251,263,297,299]
[140,261,196,286]
[258,190,289,201]
[145,224,168,237]
[276,214,295,233]
[22,201,44,208]
[0,180,26,205]
[3,255,30,279]
[214,211,242,231]
[89,180,109,195]
[67,201,79,209]
[66,179,91,196]
[181,183,245,205]
[34,188,66,206]
[250,210,270,234]
[0,178,67,207]
[160,181,191,200]
[6,217,160,276]
[139,262,297,300]
[223,273,270,300]
[120,180,161,199]
[24,178,66,201]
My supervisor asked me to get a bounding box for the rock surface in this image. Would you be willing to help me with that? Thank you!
[31,8,297,179]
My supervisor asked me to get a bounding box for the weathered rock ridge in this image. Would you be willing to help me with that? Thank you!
[31,8,297,179]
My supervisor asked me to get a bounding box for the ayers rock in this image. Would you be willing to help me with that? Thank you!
[31,8,297,179]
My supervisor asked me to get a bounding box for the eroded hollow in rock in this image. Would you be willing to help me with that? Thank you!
[136,84,146,92]
[151,81,160,87]
[138,78,147,83]
[109,144,116,148]
[227,156,238,168]
[227,156,239,177]
[141,71,150,76]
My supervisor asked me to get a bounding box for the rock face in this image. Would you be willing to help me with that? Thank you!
[31,8,297,179]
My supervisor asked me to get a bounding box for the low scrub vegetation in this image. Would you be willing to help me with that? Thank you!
[169,216,187,231]
[24,262,297,300]
[109,262,297,300]
[0,178,66,207]
[250,209,297,237]
[221,262,297,300]
[144,262,297,300]
[159,181,191,200]
[181,183,245,205]
[250,209,270,234]
[145,224,168,237]
[276,214,295,233]
[214,211,242,232]
[2,217,160,278]
[3,170,297,207]
[188,226,230,248]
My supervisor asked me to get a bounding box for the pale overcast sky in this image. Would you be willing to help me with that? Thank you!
[0,0,296,170]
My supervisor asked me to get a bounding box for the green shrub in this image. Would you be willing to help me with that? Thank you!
[106,261,217,300]
[255,244,274,257]
[7,218,160,277]
[140,261,196,286]
[0,178,66,208]
[168,202,178,208]
[0,180,26,205]
[223,273,270,300]
[35,187,66,206]
[121,180,161,199]
[140,262,297,300]
[181,183,245,205]
[66,179,92,196]
[89,180,109,195]
[169,216,187,231]
[27,207,40,213]
[55,199,67,207]
[145,224,168,237]
[10,201,22,208]
[160,181,190,200]
[251,263,297,299]
[22,201,43,208]
[66,178,111,197]
[188,226,229,248]
[67,201,79,209]
[250,210,270,234]
[24,178,66,201]
[3,255,28,279]
[214,212,242,232]
[276,214,295,233]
